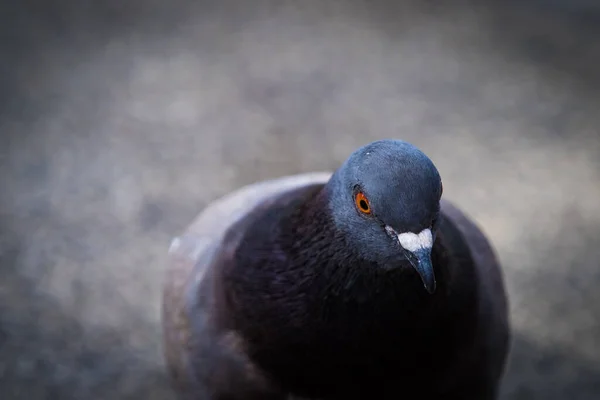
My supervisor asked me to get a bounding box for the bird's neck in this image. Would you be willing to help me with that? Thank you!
[222,185,448,345]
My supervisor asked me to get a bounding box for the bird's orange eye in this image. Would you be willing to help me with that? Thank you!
[355,192,371,214]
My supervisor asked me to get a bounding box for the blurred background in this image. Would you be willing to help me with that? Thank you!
[1,0,599,399]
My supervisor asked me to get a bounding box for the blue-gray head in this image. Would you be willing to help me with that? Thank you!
[326,139,443,294]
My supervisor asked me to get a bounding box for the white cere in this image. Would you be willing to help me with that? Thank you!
[397,229,433,252]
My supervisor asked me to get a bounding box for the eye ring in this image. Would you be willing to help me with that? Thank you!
[354,192,372,215]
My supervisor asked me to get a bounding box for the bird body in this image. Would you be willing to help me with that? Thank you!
[162,141,510,400]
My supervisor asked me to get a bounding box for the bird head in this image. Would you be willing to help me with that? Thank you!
[326,139,443,294]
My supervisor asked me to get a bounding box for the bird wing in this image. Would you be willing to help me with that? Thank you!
[439,199,511,398]
[161,172,331,399]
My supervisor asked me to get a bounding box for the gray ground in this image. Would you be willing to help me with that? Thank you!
[1,0,599,399]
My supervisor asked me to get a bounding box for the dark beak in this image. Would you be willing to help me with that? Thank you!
[403,248,436,294]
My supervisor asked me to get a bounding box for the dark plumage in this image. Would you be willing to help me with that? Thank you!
[162,140,510,400]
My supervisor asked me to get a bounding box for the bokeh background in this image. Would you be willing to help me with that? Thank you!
[1,0,599,399]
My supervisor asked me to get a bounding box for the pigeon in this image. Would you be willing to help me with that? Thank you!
[162,139,510,400]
